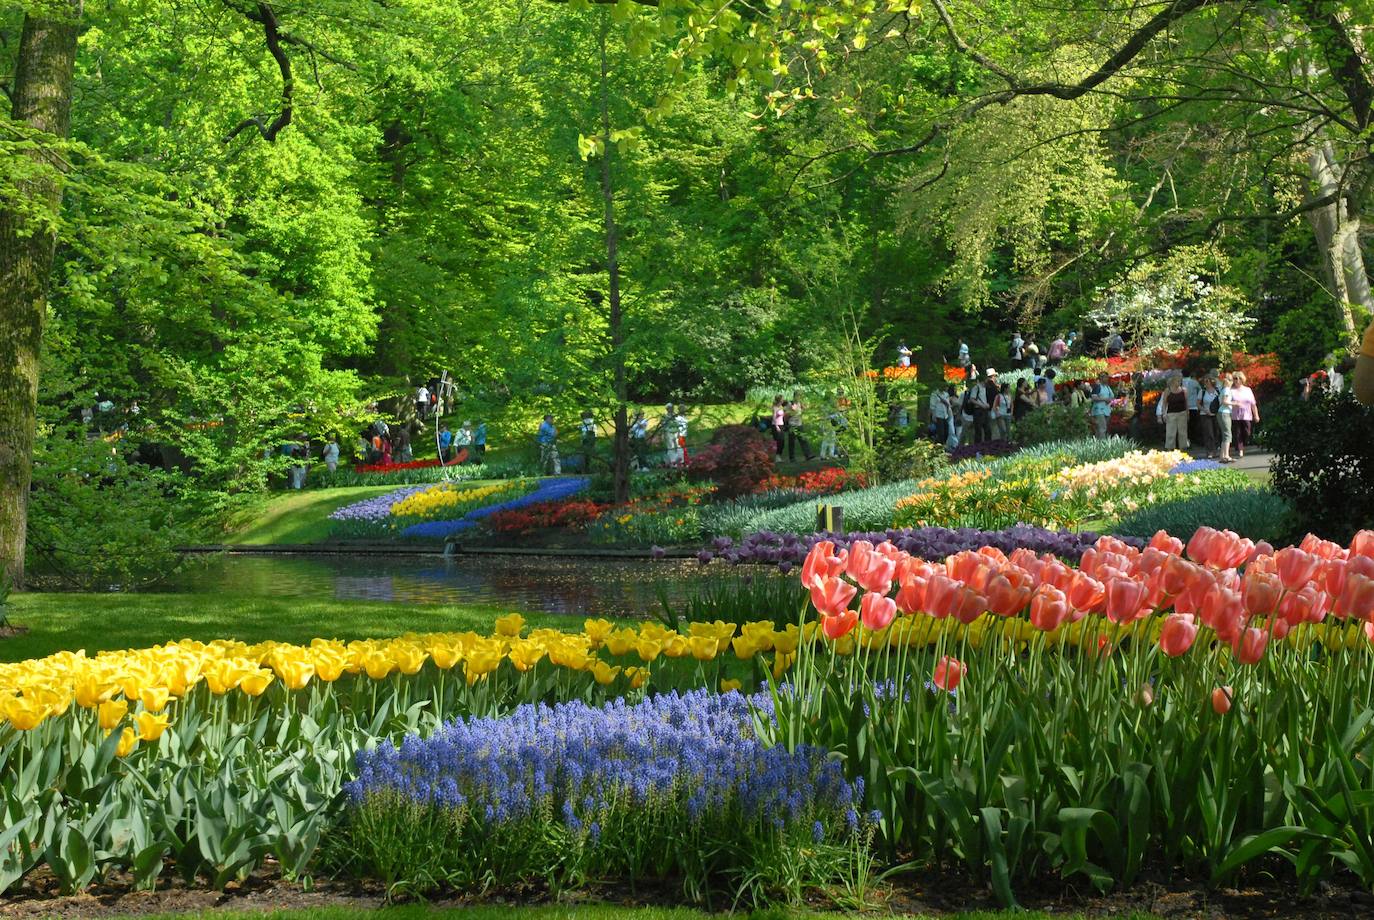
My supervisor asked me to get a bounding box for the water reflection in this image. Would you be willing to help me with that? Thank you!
[165,553,716,618]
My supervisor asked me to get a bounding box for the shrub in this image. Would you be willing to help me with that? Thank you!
[1268,392,1374,542]
[948,439,1019,462]
[875,431,949,483]
[1012,403,1090,446]
[686,425,777,499]
[1112,488,1296,545]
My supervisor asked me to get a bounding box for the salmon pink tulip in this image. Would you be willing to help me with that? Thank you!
[1242,572,1282,618]
[1301,534,1345,560]
[1324,559,1348,598]
[1158,613,1199,657]
[1104,576,1151,624]
[802,541,848,589]
[1068,572,1105,613]
[1029,584,1071,632]
[1276,548,1322,592]
[1251,541,1274,562]
[1351,530,1374,559]
[810,576,858,619]
[1149,531,1184,556]
[853,553,896,595]
[1233,626,1269,665]
[978,546,1009,565]
[1199,585,1244,642]
[933,656,965,692]
[1337,573,1374,620]
[859,592,898,631]
[951,587,990,625]
[924,574,961,620]
[895,579,928,615]
[1212,686,1233,714]
[986,573,1031,618]
[1186,526,1220,565]
[820,609,858,641]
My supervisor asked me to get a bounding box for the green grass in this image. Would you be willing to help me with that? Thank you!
[226,486,403,545]
[108,907,1158,920]
[1,592,615,662]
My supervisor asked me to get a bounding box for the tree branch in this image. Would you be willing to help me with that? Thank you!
[222,2,293,143]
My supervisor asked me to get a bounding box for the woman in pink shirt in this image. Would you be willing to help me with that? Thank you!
[1228,371,1259,459]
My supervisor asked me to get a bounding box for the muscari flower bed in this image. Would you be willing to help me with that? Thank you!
[339,689,875,903]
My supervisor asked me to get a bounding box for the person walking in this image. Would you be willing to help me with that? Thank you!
[1217,376,1235,463]
[537,414,560,474]
[323,437,340,474]
[438,424,453,464]
[1158,373,1190,450]
[1013,379,1037,422]
[1199,376,1221,458]
[629,409,649,470]
[1183,369,1203,445]
[770,396,786,456]
[1229,371,1259,459]
[897,340,913,368]
[579,410,597,472]
[786,393,815,461]
[1090,372,1114,438]
[930,385,953,445]
[964,377,989,444]
[456,420,474,463]
[1049,334,1068,366]
[415,383,430,422]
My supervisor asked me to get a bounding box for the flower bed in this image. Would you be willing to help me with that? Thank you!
[328,479,535,539]
[482,498,609,535]
[948,440,1020,462]
[759,466,870,495]
[402,476,591,539]
[353,458,444,474]
[343,690,872,901]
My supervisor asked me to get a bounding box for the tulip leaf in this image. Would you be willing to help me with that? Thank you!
[1213,826,1311,881]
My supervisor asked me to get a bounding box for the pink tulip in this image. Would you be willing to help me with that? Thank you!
[853,553,896,596]
[802,541,848,589]
[933,656,965,692]
[810,576,858,619]
[1149,531,1184,556]
[1242,571,1282,618]
[1324,559,1348,599]
[859,591,897,631]
[1301,534,1345,561]
[820,609,858,640]
[895,579,928,615]
[1250,541,1274,563]
[1158,613,1199,657]
[1233,626,1268,665]
[924,574,961,620]
[846,540,877,582]
[951,587,990,625]
[1068,572,1105,614]
[1186,527,1220,565]
[985,573,1031,618]
[1212,686,1233,715]
[1029,584,1071,632]
[1351,530,1374,559]
[1104,576,1150,624]
[1337,573,1374,620]
[1276,548,1321,592]
[1199,585,1244,642]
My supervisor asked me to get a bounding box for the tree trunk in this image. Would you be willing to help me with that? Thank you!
[0,4,82,587]
[1305,143,1370,351]
[597,15,629,505]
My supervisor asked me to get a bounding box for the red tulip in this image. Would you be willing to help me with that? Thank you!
[1158,613,1199,657]
[1104,576,1150,624]
[1212,686,1233,715]
[1351,530,1374,559]
[810,576,858,619]
[1029,584,1071,632]
[1233,626,1268,665]
[1149,531,1184,556]
[820,609,858,640]
[1276,548,1321,592]
[933,656,965,692]
[860,591,898,631]
[802,541,848,589]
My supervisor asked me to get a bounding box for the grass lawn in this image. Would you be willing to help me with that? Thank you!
[111,907,1156,920]
[1,592,615,663]
[226,486,404,545]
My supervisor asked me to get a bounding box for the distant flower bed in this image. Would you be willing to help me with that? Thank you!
[759,466,869,496]
[401,476,591,539]
[483,499,609,536]
[948,440,1019,462]
[328,480,536,538]
[353,458,443,473]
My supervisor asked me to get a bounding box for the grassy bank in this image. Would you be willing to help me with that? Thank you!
[226,486,402,545]
[1,593,606,662]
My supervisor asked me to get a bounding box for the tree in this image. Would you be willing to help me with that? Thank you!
[0,1,81,586]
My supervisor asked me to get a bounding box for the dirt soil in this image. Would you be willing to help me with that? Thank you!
[5,865,1374,919]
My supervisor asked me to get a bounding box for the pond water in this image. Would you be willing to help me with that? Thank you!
[161,552,726,618]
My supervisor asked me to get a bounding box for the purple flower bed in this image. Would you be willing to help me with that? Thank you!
[329,485,432,522]
[698,525,1145,569]
[400,476,589,538]
[342,692,868,884]
[1169,459,1223,475]
[948,440,1020,462]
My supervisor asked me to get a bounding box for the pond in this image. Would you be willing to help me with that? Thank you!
[161,552,733,619]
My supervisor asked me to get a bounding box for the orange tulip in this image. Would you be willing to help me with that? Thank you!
[810,576,858,619]
[1104,577,1150,625]
[895,579,928,615]
[1233,626,1268,665]
[1067,572,1105,614]
[1350,530,1374,559]
[801,541,848,590]
[1211,686,1233,715]
[1149,531,1183,556]
[820,609,859,641]
[1029,584,1070,632]
[985,573,1030,618]
[923,574,960,619]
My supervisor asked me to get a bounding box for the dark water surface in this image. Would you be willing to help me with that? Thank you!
[162,553,717,618]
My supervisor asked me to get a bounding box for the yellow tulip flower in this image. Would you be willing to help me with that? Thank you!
[583,618,614,647]
[74,676,116,709]
[239,669,275,697]
[135,710,171,742]
[114,726,138,757]
[98,698,129,731]
[605,629,638,657]
[732,636,759,659]
[773,626,800,655]
[772,652,795,680]
[139,687,171,713]
[494,613,526,638]
[426,642,462,670]
[720,678,743,693]
[507,641,545,672]
[273,657,315,691]
[464,650,501,685]
[3,696,48,731]
[635,637,663,663]
[313,650,347,682]
[389,643,428,676]
[589,661,621,686]
[662,635,689,659]
[362,651,395,681]
[626,666,648,689]
[688,636,718,661]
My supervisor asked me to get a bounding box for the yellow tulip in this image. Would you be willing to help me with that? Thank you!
[239,669,275,697]
[662,635,689,659]
[464,650,501,685]
[507,641,545,672]
[362,651,395,681]
[583,618,614,647]
[720,678,742,693]
[626,666,648,689]
[134,710,171,742]
[635,637,662,663]
[772,626,800,655]
[140,687,171,713]
[313,650,347,682]
[772,652,795,680]
[589,661,621,685]
[114,726,138,757]
[98,698,129,731]
[606,629,638,657]
[732,636,759,659]
[34,687,72,717]
[428,642,462,670]
[494,613,526,638]
[549,643,590,671]
[688,636,719,661]
[74,675,116,709]
[273,657,315,691]
[390,643,428,676]
[3,696,48,731]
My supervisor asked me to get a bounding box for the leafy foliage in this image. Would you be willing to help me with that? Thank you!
[1268,393,1374,542]
[1012,404,1090,446]
[686,425,777,499]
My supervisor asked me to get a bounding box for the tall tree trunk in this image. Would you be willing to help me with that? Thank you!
[597,14,629,505]
[0,4,81,587]
[1306,148,1372,355]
